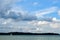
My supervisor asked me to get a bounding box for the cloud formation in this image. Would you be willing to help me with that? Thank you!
[0,0,20,18]
[0,0,60,33]
[35,7,58,18]
[28,19,60,29]
[0,0,37,21]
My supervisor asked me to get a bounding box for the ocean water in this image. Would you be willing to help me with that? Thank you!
[0,35,60,40]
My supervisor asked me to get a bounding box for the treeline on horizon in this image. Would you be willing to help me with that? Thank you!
[0,32,59,35]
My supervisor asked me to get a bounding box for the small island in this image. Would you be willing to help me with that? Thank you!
[0,32,59,35]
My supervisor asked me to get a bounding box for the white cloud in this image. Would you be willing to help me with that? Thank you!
[0,18,60,33]
[6,6,27,16]
[28,20,49,27]
[58,10,60,16]
[0,18,36,32]
[50,23,60,28]
[52,17,60,22]
[2,19,12,25]
[52,17,57,21]
[35,7,58,18]
[32,2,39,5]
[36,28,43,31]
[28,20,60,29]
[0,0,60,33]
[37,21,49,25]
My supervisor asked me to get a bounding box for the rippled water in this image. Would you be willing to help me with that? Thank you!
[0,35,60,40]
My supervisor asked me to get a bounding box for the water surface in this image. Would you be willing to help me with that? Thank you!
[0,35,60,40]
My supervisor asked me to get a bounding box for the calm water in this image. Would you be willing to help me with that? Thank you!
[0,35,60,40]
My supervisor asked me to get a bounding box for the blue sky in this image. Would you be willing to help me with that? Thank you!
[15,0,60,19]
[0,0,60,33]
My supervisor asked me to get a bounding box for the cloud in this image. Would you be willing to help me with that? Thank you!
[32,2,39,6]
[35,7,58,18]
[0,0,37,33]
[52,17,60,22]
[1,9,37,21]
[0,3,37,21]
[28,19,60,29]
[50,23,60,28]
[0,0,20,11]
[0,0,21,18]
[0,0,60,33]
[0,18,37,32]
[0,18,60,33]
[0,3,58,21]
[28,20,49,27]
[58,10,60,16]
[0,0,37,21]
[52,17,57,21]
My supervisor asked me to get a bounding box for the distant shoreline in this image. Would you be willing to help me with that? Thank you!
[0,32,59,35]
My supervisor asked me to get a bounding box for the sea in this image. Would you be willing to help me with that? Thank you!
[0,35,60,40]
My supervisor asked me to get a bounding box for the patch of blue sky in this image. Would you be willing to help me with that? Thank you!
[16,0,56,12]
[43,13,60,19]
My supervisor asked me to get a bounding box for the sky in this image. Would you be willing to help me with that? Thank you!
[0,0,60,33]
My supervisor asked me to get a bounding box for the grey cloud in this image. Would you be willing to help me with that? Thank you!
[0,18,37,32]
[0,11,37,21]
[0,0,22,20]
[0,0,37,21]
[0,18,60,33]
[0,1,58,21]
